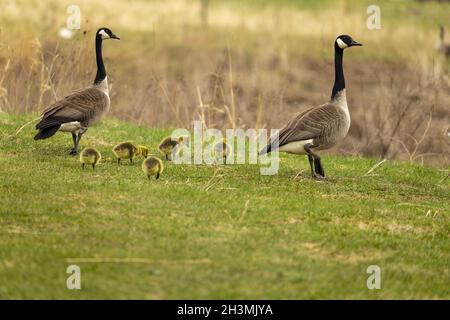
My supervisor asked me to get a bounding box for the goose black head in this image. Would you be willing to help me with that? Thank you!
[97,27,120,40]
[335,35,362,49]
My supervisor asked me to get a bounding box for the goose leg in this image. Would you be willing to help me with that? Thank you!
[70,132,78,155]
[314,158,325,177]
[70,127,87,155]
[307,154,316,177]
[304,143,324,179]
[71,132,77,146]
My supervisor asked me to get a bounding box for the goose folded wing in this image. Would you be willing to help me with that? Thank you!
[268,104,340,149]
[36,88,108,129]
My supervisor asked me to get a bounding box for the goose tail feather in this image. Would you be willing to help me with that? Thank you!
[34,125,60,140]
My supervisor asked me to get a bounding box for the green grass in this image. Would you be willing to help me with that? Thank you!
[0,113,449,299]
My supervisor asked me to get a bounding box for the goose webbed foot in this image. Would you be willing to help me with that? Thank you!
[312,172,325,180]
[69,148,78,155]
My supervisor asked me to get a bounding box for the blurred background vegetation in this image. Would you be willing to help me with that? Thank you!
[0,0,449,165]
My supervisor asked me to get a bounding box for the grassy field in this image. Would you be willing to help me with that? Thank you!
[0,113,448,299]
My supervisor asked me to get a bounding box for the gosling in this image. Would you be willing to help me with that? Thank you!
[142,156,164,180]
[80,147,101,169]
[213,139,231,165]
[112,142,149,164]
[158,135,188,160]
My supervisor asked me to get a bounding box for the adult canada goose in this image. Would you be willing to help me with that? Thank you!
[158,135,188,160]
[142,156,164,180]
[437,25,450,58]
[260,35,362,179]
[112,142,149,164]
[213,139,231,165]
[34,27,120,155]
[79,147,101,169]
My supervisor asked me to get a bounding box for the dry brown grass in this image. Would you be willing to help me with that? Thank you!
[0,0,449,166]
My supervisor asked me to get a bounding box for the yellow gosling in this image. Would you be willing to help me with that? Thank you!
[142,156,164,180]
[112,141,148,164]
[79,147,101,169]
[213,139,231,165]
[158,135,188,160]
[138,145,149,158]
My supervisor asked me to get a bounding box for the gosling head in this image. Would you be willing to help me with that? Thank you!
[97,27,120,41]
[137,145,149,158]
[335,35,362,50]
[178,135,190,147]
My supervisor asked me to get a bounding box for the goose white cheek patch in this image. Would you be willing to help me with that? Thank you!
[336,38,348,49]
[99,30,109,39]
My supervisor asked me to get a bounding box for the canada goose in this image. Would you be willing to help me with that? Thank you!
[213,139,231,164]
[80,147,101,169]
[437,25,450,58]
[260,35,362,179]
[34,27,120,155]
[112,142,148,164]
[142,156,164,180]
[158,135,188,160]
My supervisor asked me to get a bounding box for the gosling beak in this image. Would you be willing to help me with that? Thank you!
[110,34,120,40]
[350,40,362,47]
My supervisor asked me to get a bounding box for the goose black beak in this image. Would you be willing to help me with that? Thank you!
[111,34,120,40]
[350,40,362,46]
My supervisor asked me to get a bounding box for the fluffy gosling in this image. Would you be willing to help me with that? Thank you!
[213,139,231,165]
[142,156,164,180]
[112,142,148,164]
[158,135,188,160]
[80,147,101,169]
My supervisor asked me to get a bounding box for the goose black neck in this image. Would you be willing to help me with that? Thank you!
[331,44,345,99]
[94,35,106,85]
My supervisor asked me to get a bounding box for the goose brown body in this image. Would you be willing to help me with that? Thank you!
[275,91,350,154]
[37,87,110,136]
